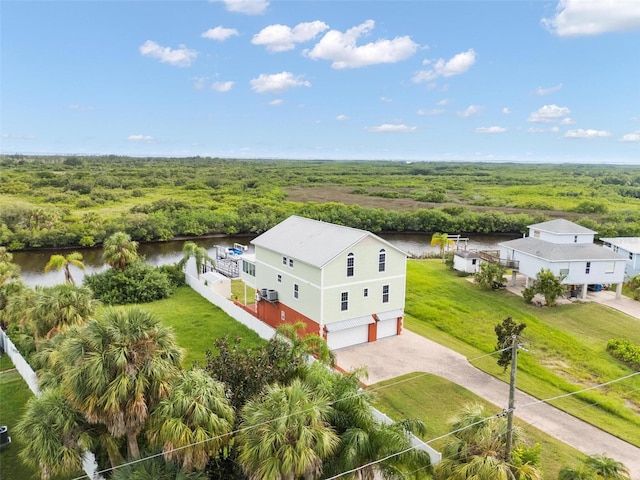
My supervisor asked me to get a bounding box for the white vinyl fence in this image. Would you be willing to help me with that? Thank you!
[0,328,104,480]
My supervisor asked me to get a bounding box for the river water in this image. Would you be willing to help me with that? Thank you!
[11,233,518,288]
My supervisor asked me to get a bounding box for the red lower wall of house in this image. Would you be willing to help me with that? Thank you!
[255,299,322,338]
[397,316,403,335]
[368,321,377,342]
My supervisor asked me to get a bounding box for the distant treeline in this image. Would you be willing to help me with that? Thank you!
[1,155,639,250]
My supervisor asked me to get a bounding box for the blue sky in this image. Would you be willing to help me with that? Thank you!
[1,0,639,163]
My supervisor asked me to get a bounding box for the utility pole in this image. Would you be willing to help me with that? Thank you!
[505,334,518,461]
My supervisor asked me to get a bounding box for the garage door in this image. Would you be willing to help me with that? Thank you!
[326,325,369,350]
[377,319,398,339]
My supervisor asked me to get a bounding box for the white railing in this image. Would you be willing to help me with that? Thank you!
[0,328,104,480]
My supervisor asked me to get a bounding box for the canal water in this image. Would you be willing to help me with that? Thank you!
[11,233,518,288]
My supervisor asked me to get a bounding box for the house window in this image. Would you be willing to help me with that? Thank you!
[289,258,294,268]
[341,292,349,311]
[282,256,287,265]
[346,253,354,277]
[585,262,591,274]
[379,249,386,272]
[382,285,389,303]
[533,230,540,238]
[363,288,369,297]
[242,260,255,276]
[630,252,634,260]
[471,259,477,265]
[294,284,299,299]
[574,235,578,243]
[277,274,282,283]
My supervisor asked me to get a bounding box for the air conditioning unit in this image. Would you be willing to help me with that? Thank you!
[267,289,278,302]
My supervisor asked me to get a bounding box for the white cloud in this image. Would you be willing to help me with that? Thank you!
[457,105,482,118]
[437,98,450,106]
[417,108,445,116]
[304,20,418,69]
[412,49,476,83]
[559,117,576,124]
[502,107,511,114]
[365,124,417,133]
[202,26,239,41]
[475,126,507,134]
[212,81,234,92]
[542,0,640,36]
[527,104,571,123]
[194,77,207,90]
[128,134,154,142]
[380,96,392,103]
[139,40,197,67]
[269,99,283,106]
[563,128,611,138]
[215,0,269,15]
[336,114,349,121]
[252,21,329,52]
[528,126,560,133]
[534,83,563,95]
[620,131,640,142]
[1,133,36,140]
[250,71,311,93]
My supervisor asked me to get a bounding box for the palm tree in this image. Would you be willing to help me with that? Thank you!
[147,368,235,471]
[178,241,215,278]
[435,403,542,480]
[558,464,599,480]
[583,454,630,479]
[102,231,139,270]
[43,252,85,285]
[431,232,455,262]
[237,378,339,480]
[31,284,98,339]
[110,456,207,480]
[276,321,335,370]
[62,306,183,459]
[15,388,90,480]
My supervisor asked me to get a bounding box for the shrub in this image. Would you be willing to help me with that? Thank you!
[522,286,536,304]
[83,260,175,305]
[607,339,640,371]
[474,262,506,290]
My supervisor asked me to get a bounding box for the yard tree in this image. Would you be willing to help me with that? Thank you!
[61,306,183,459]
[431,232,455,262]
[495,316,527,372]
[43,252,85,285]
[178,241,215,278]
[582,454,630,479]
[102,231,139,270]
[435,403,542,480]
[236,378,339,480]
[109,456,207,480]
[147,368,235,471]
[15,388,90,480]
[474,261,507,290]
[32,284,98,340]
[533,268,565,306]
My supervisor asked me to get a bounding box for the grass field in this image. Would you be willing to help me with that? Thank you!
[405,259,640,447]
[139,286,266,367]
[372,373,584,479]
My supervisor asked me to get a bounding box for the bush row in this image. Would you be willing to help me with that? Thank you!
[607,339,640,371]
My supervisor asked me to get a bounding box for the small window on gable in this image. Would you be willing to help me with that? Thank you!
[574,235,578,243]
[282,256,287,265]
[341,292,348,311]
[378,249,386,272]
[277,274,282,283]
[346,253,354,277]
[294,283,299,299]
[585,262,591,274]
[289,258,294,268]
[363,288,369,298]
[630,252,634,260]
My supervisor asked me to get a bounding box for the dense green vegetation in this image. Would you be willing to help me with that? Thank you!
[2,155,640,250]
[405,260,640,447]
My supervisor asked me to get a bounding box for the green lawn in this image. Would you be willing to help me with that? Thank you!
[372,373,584,479]
[405,259,640,447]
[139,286,266,367]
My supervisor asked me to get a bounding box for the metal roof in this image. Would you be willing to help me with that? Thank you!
[499,237,626,262]
[527,219,596,235]
[251,215,407,268]
[600,237,640,253]
[325,315,375,332]
[376,309,404,322]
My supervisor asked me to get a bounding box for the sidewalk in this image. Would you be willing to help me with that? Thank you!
[335,330,640,479]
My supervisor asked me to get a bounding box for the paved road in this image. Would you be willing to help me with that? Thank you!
[335,329,640,479]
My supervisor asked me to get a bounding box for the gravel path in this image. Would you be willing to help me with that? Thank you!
[335,329,640,479]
